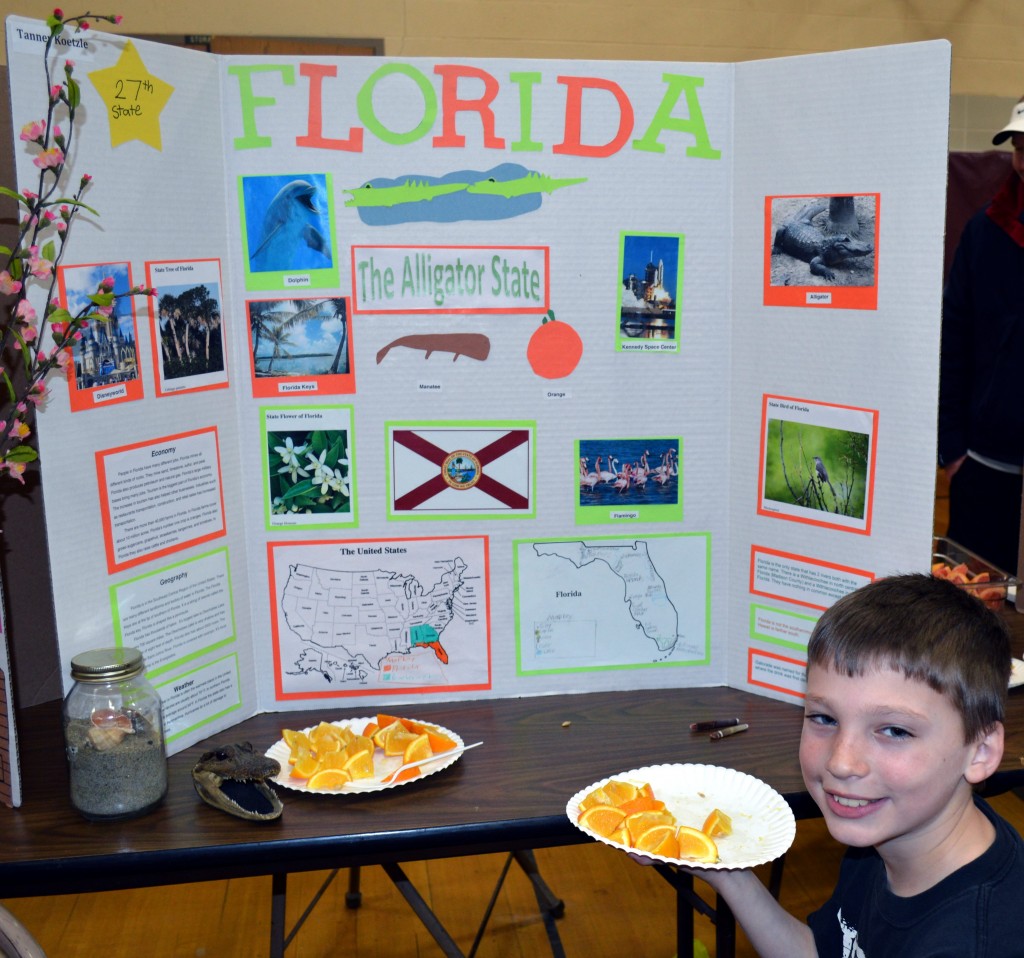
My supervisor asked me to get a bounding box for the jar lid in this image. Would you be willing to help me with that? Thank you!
[70,647,145,681]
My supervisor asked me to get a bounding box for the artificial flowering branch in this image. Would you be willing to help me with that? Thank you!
[0,9,154,483]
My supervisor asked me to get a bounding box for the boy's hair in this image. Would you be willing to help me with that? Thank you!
[807,573,1011,742]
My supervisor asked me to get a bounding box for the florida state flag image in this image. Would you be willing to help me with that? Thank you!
[388,423,536,519]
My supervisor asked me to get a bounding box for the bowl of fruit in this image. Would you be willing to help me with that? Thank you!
[932,536,1017,610]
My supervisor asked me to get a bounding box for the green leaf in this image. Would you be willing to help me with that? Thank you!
[282,478,317,500]
[5,445,38,464]
[0,186,29,207]
[0,370,16,405]
[88,291,115,307]
[66,77,80,110]
[47,307,73,325]
[41,240,56,263]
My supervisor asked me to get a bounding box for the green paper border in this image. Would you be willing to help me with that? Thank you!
[385,419,537,521]
[237,173,340,292]
[261,404,358,531]
[108,547,237,678]
[574,436,683,525]
[748,602,818,653]
[512,531,711,675]
[615,230,684,352]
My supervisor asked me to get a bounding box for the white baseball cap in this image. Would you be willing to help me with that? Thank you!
[992,97,1024,145]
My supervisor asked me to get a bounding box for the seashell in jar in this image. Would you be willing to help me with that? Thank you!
[87,725,128,750]
[91,707,134,732]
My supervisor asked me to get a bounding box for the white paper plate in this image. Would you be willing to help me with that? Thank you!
[266,717,465,795]
[1010,659,1024,689]
[567,763,796,869]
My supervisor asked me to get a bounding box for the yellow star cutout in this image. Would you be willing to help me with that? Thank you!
[88,41,174,150]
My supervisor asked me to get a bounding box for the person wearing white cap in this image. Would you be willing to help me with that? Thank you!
[938,95,1024,575]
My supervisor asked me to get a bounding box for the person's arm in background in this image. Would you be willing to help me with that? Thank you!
[938,220,977,481]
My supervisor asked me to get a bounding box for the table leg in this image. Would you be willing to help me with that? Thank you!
[381,861,466,958]
[270,872,286,958]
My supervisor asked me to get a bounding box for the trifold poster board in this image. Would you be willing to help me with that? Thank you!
[5,17,950,757]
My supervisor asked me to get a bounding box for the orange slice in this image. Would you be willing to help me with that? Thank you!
[391,766,422,783]
[290,746,320,780]
[282,728,312,764]
[310,722,344,753]
[608,825,630,847]
[624,809,677,845]
[383,727,419,757]
[318,751,349,771]
[578,803,628,838]
[618,795,666,815]
[602,780,640,805]
[307,767,352,790]
[343,748,375,780]
[362,721,380,738]
[676,825,719,863]
[634,823,681,858]
[403,732,432,765]
[374,720,400,746]
[427,730,457,753]
[578,785,613,811]
[702,808,733,838]
[376,713,404,733]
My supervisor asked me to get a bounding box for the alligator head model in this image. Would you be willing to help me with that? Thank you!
[772,197,873,280]
[192,742,283,821]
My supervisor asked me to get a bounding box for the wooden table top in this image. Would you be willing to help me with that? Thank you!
[4,603,1024,899]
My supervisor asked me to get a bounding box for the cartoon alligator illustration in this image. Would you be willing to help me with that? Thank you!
[467,172,588,198]
[344,179,470,208]
[772,198,873,280]
[376,333,491,364]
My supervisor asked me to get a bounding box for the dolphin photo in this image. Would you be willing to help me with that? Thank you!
[240,173,334,276]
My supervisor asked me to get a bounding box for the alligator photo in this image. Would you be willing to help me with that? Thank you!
[192,742,283,821]
[772,197,874,281]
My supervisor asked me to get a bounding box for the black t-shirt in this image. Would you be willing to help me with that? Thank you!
[808,796,1024,957]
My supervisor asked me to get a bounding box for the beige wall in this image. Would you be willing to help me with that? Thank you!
[3,0,1022,148]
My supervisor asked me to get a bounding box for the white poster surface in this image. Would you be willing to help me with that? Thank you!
[5,16,950,751]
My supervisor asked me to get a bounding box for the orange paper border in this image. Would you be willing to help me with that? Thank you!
[95,426,227,574]
[763,193,880,310]
[267,535,492,700]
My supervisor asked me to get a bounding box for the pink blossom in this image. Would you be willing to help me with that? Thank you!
[80,173,92,184]
[101,276,115,288]
[33,146,64,170]
[65,59,75,72]
[16,299,37,324]
[26,385,46,406]
[20,325,38,343]
[50,84,62,100]
[54,348,73,373]
[27,246,53,279]
[22,189,38,201]
[114,14,123,23]
[53,8,64,19]
[55,221,67,233]
[77,22,88,31]
[8,421,30,440]
[19,119,46,142]
[0,271,22,296]
[3,462,27,484]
